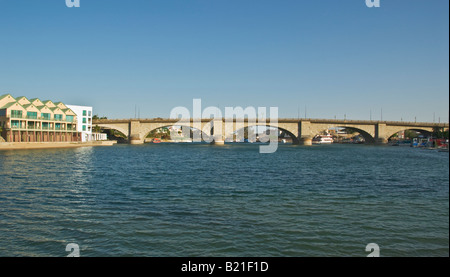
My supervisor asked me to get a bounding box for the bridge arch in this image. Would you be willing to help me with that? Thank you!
[95,124,129,139]
[335,126,375,144]
[141,124,211,142]
[386,127,433,140]
[312,125,376,144]
[228,124,300,144]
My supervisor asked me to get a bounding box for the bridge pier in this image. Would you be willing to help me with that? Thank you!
[297,121,313,146]
[129,134,144,144]
[375,138,389,145]
[210,119,225,145]
[374,123,390,145]
[129,121,144,144]
[210,139,225,145]
[299,136,313,146]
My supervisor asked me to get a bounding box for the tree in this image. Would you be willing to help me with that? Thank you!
[432,127,448,139]
[147,129,160,138]
[93,125,101,133]
[93,115,108,120]
[404,130,419,139]
[109,129,126,138]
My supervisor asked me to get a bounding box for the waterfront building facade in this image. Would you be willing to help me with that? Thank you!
[66,105,93,142]
[0,94,81,142]
[92,132,108,141]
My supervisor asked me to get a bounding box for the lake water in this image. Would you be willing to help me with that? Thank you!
[0,143,448,257]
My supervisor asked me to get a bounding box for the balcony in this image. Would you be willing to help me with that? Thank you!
[6,116,75,122]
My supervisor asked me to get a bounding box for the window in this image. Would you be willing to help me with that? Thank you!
[0,109,6,116]
[42,113,51,120]
[11,120,20,128]
[88,111,91,117]
[83,110,87,116]
[27,112,37,119]
[66,115,74,122]
[82,118,87,123]
[54,114,63,121]
[82,125,86,131]
[11,110,23,118]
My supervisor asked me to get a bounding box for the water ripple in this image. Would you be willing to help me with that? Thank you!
[0,144,448,256]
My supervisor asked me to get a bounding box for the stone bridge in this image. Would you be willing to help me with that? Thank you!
[92,118,449,145]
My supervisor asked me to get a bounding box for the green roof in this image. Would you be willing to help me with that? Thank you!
[49,107,63,112]
[15,96,29,100]
[0,101,24,110]
[29,98,44,105]
[55,102,68,108]
[0,94,15,101]
[37,105,52,111]
[1,95,73,112]
[22,103,38,109]
[62,108,76,114]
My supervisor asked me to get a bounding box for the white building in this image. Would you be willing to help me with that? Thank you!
[92,132,107,141]
[66,105,93,142]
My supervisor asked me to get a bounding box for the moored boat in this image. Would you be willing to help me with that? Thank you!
[312,134,334,144]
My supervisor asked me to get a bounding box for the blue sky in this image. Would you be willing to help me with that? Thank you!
[0,0,448,121]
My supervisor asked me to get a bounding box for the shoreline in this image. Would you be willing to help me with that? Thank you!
[0,141,117,150]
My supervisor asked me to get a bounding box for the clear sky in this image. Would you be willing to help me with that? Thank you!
[0,0,448,122]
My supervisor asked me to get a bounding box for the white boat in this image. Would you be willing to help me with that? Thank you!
[313,134,334,144]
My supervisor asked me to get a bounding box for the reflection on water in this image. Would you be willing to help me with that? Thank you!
[0,144,448,256]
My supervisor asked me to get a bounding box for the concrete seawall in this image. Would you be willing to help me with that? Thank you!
[0,141,117,150]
